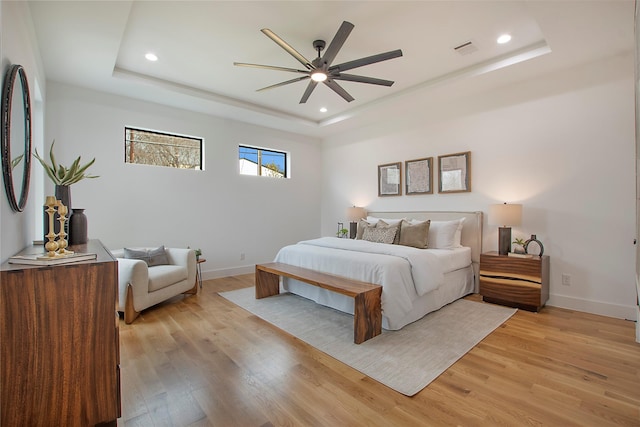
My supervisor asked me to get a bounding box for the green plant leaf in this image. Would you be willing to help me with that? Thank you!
[34,140,98,186]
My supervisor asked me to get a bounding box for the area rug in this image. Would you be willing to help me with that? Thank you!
[219,287,516,396]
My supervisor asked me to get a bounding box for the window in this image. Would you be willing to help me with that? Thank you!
[125,127,202,170]
[239,145,287,178]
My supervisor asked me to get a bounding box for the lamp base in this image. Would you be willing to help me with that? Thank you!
[350,221,357,239]
[498,227,512,255]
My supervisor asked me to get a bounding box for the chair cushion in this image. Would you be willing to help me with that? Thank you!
[148,265,188,292]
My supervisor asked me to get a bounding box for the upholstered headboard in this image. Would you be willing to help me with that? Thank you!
[368,211,484,290]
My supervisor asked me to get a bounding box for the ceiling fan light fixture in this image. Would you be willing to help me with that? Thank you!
[497,34,512,44]
[311,71,327,82]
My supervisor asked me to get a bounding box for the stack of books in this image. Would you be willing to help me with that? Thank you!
[9,252,97,266]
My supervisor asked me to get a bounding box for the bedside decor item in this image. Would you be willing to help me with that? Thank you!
[378,162,402,196]
[512,237,526,254]
[68,208,88,245]
[489,203,522,255]
[1,64,32,212]
[336,222,348,238]
[524,234,544,256]
[347,206,366,239]
[438,151,471,193]
[405,157,433,195]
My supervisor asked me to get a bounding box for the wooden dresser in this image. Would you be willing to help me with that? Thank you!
[479,251,550,312]
[1,240,121,426]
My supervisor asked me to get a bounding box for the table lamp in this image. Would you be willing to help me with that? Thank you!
[347,206,367,239]
[489,203,522,255]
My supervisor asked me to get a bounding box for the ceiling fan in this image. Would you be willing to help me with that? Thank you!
[234,21,403,104]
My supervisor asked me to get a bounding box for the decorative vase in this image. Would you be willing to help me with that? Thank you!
[69,208,88,245]
[524,234,544,256]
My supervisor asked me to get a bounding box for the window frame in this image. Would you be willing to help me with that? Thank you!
[238,144,288,178]
[124,126,204,170]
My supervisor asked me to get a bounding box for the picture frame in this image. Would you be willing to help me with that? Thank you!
[438,151,471,193]
[378,162,402,196]
[405,157,433,195]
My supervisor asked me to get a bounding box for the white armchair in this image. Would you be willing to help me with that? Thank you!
[111,247,197,323]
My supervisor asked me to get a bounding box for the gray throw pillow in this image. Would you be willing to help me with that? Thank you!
[398,220,431,249]
[123,246,169,266]
[147,245,169,266]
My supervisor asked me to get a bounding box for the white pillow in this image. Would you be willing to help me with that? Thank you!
[414,218,465,249]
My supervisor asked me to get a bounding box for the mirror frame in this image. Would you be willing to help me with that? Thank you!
[1,64,32,212]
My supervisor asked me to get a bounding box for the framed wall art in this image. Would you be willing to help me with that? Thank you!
[438,151,471,193]
[405,157,433,195]
[378,162,402,196]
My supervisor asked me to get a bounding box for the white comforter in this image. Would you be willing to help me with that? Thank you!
[274,237,444,323]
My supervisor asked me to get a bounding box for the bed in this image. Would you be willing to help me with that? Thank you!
[273,211,483,330]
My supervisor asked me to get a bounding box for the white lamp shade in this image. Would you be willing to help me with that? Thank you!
[347,206,367,222]
[489,203,522,226]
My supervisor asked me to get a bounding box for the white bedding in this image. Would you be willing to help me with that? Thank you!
[274,237,473,330]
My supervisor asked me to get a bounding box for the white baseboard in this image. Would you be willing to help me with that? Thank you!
[201,265,254,280]
[548,293,637,321]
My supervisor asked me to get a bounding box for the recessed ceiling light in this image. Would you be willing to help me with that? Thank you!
[320,107,327,113]
[497,34,512,44]
[145,52,158,61]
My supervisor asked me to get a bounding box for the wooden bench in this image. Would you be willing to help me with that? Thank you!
[255,262,382,344]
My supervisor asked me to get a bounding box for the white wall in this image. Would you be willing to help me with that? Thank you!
[0,1,46,263]
[321,52,636,320]
[45,83,322,278]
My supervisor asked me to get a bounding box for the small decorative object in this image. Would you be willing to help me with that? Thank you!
[69,208,88,245]
[194,248,202,260]
[55,202,73,255]
[44,196,59,257]
[512,237,526,254]
[405,157,433,195]
[378,162,402,196]
[336,222,348,238]
[438,151,471,193]
[524,234,544,256]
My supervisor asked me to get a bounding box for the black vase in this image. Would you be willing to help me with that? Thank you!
[69,208,88,245]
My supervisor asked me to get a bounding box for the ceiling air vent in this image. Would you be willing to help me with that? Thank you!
[453,41,478,56]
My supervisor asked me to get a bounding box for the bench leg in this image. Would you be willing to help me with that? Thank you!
[353,288,382,344]
[255,267,280,299]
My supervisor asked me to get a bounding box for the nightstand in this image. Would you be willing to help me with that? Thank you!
[479,251,550,311]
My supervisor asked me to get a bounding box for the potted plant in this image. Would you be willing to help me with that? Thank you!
[337,228,349,238]
[33,140,99,209]
[512,237,526,254]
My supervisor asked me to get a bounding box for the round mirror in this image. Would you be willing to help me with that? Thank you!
[1,64,32,212]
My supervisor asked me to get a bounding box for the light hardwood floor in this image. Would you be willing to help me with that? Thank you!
[118,274,640,426]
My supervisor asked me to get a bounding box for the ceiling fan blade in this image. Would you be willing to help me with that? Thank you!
[332,73,395,86]
[257,76,310,92]
[321,21,354,67]
[299,81,318,104]
[329,49,403,73]
[323,79,355,102]
[234,62,309,74]
[261,28,313,70]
